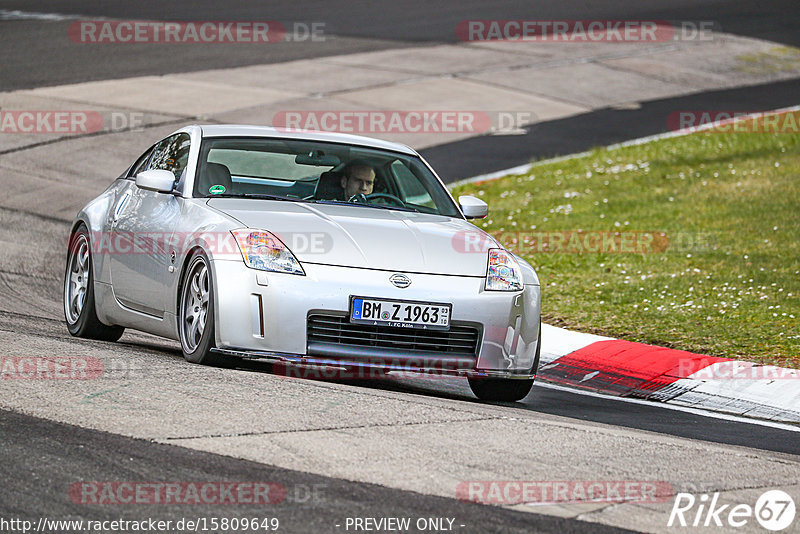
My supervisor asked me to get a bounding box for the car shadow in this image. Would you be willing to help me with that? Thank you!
[232,357,488,403]
[119,337,536,407]
[230,357,542,407]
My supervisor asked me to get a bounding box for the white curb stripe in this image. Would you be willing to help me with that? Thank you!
[539,324,611,366]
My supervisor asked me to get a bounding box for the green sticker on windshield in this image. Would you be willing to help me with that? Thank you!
[209,185,226,195]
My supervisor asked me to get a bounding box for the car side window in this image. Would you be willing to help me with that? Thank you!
[148,133,192,180]
[128,145,155,179]
[391,160,434,207]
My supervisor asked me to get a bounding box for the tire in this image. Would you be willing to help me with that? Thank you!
[64,225,125,342]
[468,377,534,402]
[468,323,541,402]
[178,251,231,367]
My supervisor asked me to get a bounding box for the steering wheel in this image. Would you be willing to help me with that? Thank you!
[347,193,368,203]
[364,193,406,207]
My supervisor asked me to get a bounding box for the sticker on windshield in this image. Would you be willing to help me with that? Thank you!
[209,185,226,195]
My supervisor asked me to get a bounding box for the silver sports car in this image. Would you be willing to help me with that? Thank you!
[64,125,541,401]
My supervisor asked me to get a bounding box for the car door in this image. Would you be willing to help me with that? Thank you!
[108,133,190,317]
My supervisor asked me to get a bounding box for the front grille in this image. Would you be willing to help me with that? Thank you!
[307,314,481,357]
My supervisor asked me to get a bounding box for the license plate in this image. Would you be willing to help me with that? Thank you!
[350,296,451,330]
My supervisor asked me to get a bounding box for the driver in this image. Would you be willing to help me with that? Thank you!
[341,161,375,200]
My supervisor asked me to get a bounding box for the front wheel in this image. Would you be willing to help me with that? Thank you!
[468,377,534,402]
[64,225,124,342]
[178,251,231,367]
[468,323,540,402]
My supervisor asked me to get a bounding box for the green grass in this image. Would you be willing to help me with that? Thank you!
[735,46,800,75]
[452,111,800,368]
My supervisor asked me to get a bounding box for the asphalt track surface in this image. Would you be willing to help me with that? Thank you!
[424,77,800,181]
[1,0,798,91]
[1,307,798,532]
[2,1,800,532]
[3,1,799,180]
[1,409,635,534]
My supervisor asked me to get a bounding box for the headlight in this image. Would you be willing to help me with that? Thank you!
[485,248,523,291]
[231,229,305,275]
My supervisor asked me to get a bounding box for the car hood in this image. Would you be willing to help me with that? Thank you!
[206,199,500,276]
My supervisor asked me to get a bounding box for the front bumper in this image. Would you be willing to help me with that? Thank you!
[210,259,541,376]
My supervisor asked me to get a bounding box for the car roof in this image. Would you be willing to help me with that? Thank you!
[196,124,418,156]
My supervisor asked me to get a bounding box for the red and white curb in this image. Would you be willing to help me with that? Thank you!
[538,324,800,423]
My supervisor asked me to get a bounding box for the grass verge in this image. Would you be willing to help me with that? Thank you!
[451,111,800,368]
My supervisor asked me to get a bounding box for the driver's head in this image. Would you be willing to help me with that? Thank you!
[341,162,375,198]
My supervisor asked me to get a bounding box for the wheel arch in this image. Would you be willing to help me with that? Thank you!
[174,245,230,365]
[66,217,98,288]
[174,245,217,340]
[175,245,206,312]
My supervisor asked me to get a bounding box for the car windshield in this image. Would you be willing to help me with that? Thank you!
[194,137,462,217]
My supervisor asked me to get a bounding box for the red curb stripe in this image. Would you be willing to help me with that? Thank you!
[539,340,729,397]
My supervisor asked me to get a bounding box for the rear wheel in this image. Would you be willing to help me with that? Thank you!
[64,225,125,341]
[178,252,231,367]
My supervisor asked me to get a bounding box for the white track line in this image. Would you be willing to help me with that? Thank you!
[535,382,800,433]
[0,9,82,21]
[449,104,800,189]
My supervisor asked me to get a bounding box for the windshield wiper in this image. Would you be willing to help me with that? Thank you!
[207,193,303,202]
[312,200,418,213]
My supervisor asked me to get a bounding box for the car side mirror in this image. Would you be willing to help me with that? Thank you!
[135,169,176,194]
[458,195,488,219]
